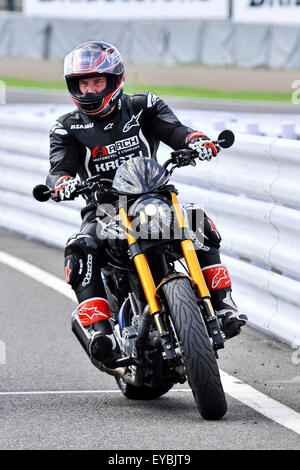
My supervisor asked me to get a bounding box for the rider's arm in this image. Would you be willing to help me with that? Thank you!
[141,93,194,149]
[46,120,83,188]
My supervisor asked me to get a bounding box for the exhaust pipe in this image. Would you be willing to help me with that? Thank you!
[71,312,128,379]
[72,312,143,386]
[71,312,92,357]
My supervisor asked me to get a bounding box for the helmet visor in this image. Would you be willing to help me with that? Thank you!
[64,41,123,77]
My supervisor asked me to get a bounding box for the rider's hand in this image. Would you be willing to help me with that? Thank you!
[53,175,77,202]
[171,149,196,167]
[186,131,220,161]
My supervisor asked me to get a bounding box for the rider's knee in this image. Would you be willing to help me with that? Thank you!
[204,216,222,249]
[65,232,98,258]
[183,203,222,250]
[64,233,100,289]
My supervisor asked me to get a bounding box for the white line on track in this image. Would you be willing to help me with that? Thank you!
[0,250,76,302]
[1,250,300,436]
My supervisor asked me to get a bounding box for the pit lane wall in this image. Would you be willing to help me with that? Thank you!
[0,111,299,347]
[1,12,300,70]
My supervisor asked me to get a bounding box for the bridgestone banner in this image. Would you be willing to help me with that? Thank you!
[233,0,300,24]
[23,0,229,20]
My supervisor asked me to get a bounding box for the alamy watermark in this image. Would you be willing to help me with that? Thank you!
[0,81,6,105]
[291,80,300,105]
[291,341,300,366]
[95,196,205,246]
[0,340,6,364]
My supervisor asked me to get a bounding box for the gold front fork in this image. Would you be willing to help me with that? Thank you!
[171,192,215,317]
[119,194,215,321]
[119,208,161,317]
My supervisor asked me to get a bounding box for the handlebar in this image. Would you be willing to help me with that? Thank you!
[164,129,235,170]
[33,175,113,203]
[33,130,235,203]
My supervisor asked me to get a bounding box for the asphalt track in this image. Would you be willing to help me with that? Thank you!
[0,227,299,451]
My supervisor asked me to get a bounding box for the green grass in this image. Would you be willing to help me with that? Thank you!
[0,76,292,103]
[0,77,66,90]
[125,85,291,103]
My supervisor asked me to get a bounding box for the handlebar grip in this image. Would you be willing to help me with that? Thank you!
[32,184,52,202]
[215,130,235,149]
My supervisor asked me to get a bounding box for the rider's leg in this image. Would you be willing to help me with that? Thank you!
[64,222,118,364]
[184,204,247,339]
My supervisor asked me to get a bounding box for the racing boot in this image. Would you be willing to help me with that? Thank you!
[202,264,248,339]
[71,297,120,366]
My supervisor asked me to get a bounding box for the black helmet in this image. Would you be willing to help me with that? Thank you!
[64,41,124,117]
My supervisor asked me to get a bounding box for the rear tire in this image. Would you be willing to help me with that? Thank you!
[162,276,227,420]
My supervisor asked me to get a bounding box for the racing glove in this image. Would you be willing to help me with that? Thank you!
[53,175,77,202]
[186,131,220,161]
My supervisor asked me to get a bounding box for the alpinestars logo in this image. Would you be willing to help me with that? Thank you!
[104,123,114,131]
[211,267,230,290]
[78,306,109,321]
[123,110,143,133]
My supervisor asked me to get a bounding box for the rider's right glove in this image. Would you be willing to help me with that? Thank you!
[186,131,220,161]
[53,175,77,202]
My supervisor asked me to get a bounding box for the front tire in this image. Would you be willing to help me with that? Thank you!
[114,295,174,400]
[161,276,227,420]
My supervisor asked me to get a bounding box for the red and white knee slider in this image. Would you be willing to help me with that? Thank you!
[77,297,111,327]
[202,264,231,291]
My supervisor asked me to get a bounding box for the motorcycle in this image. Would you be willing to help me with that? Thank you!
[33,130,234,420]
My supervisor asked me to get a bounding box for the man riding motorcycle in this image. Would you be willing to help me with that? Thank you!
[47,41,247,366]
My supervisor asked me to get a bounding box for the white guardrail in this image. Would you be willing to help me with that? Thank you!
[0,107,300,347]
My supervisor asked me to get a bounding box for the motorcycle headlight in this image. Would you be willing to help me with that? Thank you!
[128,196,174,239]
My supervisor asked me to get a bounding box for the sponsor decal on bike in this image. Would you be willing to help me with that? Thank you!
[202,264,231,291]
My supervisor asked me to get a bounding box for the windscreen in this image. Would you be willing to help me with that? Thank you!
[112,157,170,195]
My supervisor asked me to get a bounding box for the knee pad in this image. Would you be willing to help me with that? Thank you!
[65,255,83,288]
[65,233,98,258]
[64,233,99,290]
[204,216,222,249]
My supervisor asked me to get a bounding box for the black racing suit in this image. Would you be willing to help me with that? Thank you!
[47,92,225,311]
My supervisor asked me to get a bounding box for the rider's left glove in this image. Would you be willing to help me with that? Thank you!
[186,131,220,161]
[53,175,77,202]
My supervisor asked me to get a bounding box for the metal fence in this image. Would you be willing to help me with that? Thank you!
[0,0,22,11]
